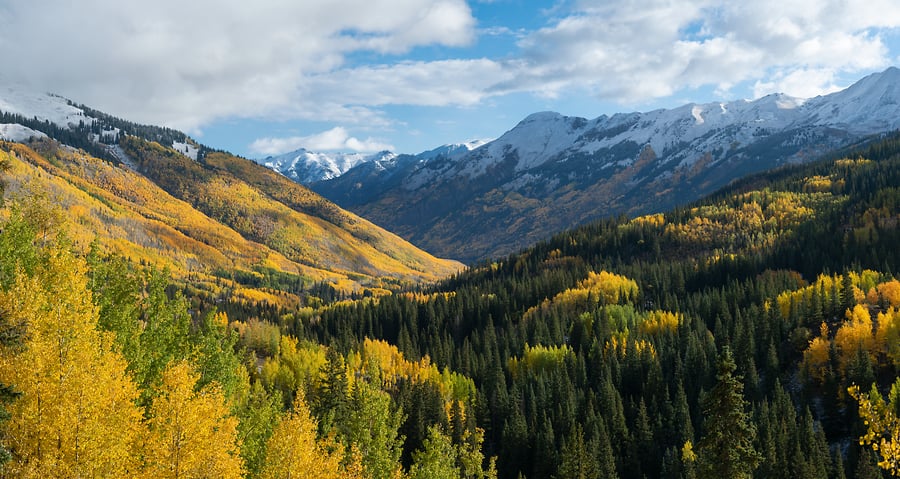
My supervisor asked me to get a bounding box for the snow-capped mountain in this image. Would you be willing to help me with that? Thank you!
[313,67,900,262]
[259,149,396,184]
[415,139,491,162]
[259,139,490,184]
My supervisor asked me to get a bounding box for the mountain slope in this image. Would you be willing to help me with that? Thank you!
[0,86,461,297]
[313,67,900,263]
[307,131,900,479]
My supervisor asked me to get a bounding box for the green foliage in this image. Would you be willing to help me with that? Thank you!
[409,426,459,479]
[339,381,405,479]
[697,348,761,478]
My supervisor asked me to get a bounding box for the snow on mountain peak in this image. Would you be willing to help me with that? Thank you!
[0,124,47,142]
[260,148,393,184]
[0,85,88,127]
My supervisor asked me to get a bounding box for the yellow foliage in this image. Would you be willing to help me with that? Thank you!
[849,383,900,476]
[142,361,244,479]
[233,318,282,357]
[259,393,345,479]
[835,158,873,167]
[523,271,638,322]
[632,213,665,227]
[775,272,856,320]
[212,311,229,328]
[0,248,143,478]
[803,323,832,384]
[834,305,876,377]
[354,338,475,409]
[877,280,900,308]
[260,337,327,399]
[803,175,833,193]
[507,344,574,380]
[639,310,683,335]
[603,335,656,360]
[876,308,900,368]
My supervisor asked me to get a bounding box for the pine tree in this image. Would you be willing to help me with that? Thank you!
[696,347,760,479]
[315,347,348,435]
[339,381,404,479]
[555,424,599,479]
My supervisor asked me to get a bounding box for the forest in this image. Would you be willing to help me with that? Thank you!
[0,131,899,478]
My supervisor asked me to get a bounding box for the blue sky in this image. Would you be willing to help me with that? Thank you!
[2,0,899,157]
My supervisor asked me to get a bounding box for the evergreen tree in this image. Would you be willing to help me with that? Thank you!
[555,424,599,479]
[696,347,760,479]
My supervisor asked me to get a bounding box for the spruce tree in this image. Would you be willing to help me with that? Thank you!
[697,347,761,479]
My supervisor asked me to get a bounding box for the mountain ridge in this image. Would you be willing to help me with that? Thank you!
[0,85,462,297]
[312,67,900,263]
[255,139,491,184]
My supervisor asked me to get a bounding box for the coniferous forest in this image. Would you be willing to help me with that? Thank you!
[1,131,900,478]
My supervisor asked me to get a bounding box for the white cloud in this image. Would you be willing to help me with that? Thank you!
[752,68,844,99]
[502,0,900,102]
[305,59,511,107]
[250,127,394,155]
[0,0,476,131]
[1,0,898,141]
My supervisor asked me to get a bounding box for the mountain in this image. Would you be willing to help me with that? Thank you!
[257,139,490,185]
[307,131,900,479]
[259,149,395,184]
[312,67,900,263]
[0,85,461,300]
[413,139,491,162]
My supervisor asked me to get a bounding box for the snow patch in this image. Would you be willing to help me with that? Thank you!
[691,105,704,125]
[0,85,89,127]
[0,124,47,142]
[172,141,198,161]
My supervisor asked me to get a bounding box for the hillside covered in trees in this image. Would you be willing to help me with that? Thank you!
[0,131,899,478]
[0,136,460,305]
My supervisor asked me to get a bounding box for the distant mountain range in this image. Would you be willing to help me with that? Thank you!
[258,139,490,184]
[308,67,900,263]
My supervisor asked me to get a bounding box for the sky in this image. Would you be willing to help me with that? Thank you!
[1,0,899,158]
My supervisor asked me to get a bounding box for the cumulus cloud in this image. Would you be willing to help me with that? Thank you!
[250,127,394,155]
[504,0,900,102]
[0,0,898,139]
[0,0,477,131]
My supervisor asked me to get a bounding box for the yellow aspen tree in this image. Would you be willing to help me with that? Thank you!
[835,305,876,377]
[142,360,243,479]
[0,248,143,478]
[259,392,344,479]
[875,308,900,367]
[802,322,832,384]
[849,381,900,476]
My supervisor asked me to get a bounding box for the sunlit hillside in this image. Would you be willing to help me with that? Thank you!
[0,138,460,304]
